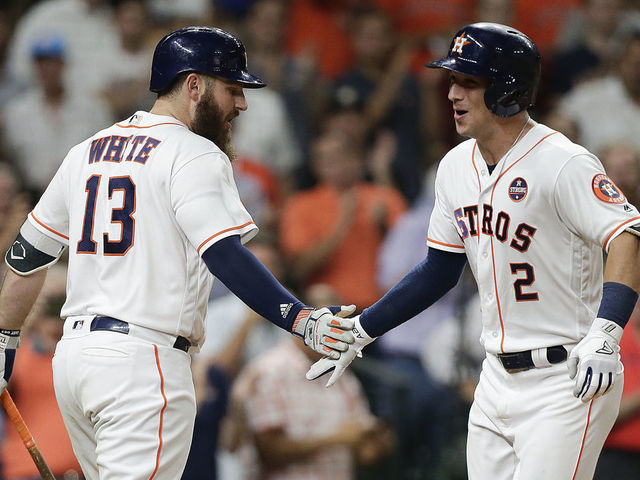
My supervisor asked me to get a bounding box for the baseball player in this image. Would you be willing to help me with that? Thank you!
[308,23,640,479]
[0,27,355,479]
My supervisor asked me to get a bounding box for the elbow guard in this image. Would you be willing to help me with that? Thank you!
[5,220,65,275]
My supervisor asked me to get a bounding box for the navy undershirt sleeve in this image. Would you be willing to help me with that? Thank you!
[361,248,468,337]
[202,235,304,331]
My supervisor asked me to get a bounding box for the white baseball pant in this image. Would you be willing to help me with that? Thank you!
[467,352,622,480]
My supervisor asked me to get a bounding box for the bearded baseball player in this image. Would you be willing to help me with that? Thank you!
[308,23,640,479]
[0,27,355,479]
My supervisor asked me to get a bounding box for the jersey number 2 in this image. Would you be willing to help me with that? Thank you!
[509,263,539,301]
[77,175,135,255]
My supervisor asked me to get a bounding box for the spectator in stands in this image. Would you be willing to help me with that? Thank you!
[279,129,407,312]
[243,0,326,164]
[599,144,640,208]
[333,9,425,203]
[549,0,640,97]
[0,163,30,275]
[553,31,640,155]
[183,235,289,478]
[593,301,640,479]
[231,283,394,480]
[0,11,22,108]
[1,34,112,196]
[99,0,155,119]
[5,0,120,96]
[285,0,354,80]
[231,86,302,198]
[370,170,480,477]
[0,264,83,480]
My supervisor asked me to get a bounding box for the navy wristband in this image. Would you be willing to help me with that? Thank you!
[597,281,638,328]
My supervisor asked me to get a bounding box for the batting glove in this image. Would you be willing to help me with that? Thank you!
[292,305,356,359]
[0,329,20,394]
[306,315,375,387]
[568,318,623,403]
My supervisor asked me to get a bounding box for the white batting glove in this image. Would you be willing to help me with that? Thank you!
[568,318,623,403]
[292,305,356,359]
[306,315,375,387]
[0,329,20,394]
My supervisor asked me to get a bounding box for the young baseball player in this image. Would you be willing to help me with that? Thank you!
[308,23,640,479]
[0,27,355,479]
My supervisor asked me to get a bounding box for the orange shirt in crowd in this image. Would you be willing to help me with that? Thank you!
[280,183,407,310]
[285,0,354,80]
[513,0,581,53]
[1,338,81,478]
[375,0,471,37]
[604,325,640,451]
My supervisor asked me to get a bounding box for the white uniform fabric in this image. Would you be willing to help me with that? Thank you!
[426,123,639,479]
[31,110,257,479]
[30,111,257,348]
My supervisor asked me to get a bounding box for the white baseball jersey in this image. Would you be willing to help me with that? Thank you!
[427,123,640,355]
[28,111,258,348]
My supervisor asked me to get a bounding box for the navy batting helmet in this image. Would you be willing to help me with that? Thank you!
[427,23,541,117]
[150,26,266,93]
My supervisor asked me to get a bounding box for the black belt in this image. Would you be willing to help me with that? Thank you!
[90,316,191,353]
[497,345,567,373]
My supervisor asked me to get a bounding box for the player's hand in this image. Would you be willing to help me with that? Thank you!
[0,329,20,394]
[306,315,375,387]
[292,305,356,359]
[568,318,623,403]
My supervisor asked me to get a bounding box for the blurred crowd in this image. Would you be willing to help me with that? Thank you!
[0,0,639,479]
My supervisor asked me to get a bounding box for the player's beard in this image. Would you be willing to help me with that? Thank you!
[192,91,236,161]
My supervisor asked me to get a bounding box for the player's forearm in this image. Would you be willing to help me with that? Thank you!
[202,235,304,331]
[360,248,467,337]
[0,269,47,330]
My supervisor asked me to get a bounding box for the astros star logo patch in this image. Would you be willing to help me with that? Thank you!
[451,32,470,54]
[592,173,626,204]
[508,177,528,201]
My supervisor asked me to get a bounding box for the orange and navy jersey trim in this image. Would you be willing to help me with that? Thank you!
[197,221,256,254]
[30,212,69,241]
[115,122,183,129]
[603,217,640,251]
[426,237,465,250]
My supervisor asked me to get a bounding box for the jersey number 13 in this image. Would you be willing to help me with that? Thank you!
[77,175,135,255]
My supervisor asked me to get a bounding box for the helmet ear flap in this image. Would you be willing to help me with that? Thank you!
[484,82,532,117]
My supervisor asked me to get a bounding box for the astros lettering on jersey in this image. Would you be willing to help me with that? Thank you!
[427,123,640,355]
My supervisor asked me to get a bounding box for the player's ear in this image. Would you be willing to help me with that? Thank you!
[185,73,202,102]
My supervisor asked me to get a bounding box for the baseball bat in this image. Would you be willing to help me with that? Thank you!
[1,390,56,480]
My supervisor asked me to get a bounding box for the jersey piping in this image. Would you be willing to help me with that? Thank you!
[149,344,167,480]
[426,237,465,250]
[481,131,559,353]
[571,400,594,480]
[603,216,640,251]
[196,221,256,254]
[30,212,69,241]
[115,122,184,129]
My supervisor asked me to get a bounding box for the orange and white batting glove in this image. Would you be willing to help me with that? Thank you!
[292,305,356,359]
[306,315,375,386]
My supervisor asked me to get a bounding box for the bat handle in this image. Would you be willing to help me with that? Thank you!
[1,390,57,480]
